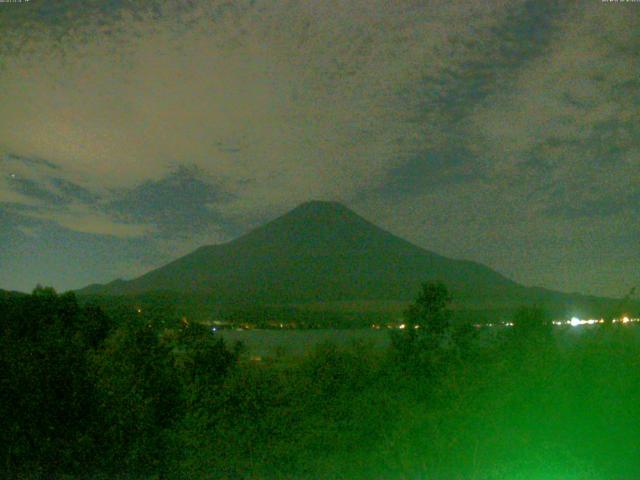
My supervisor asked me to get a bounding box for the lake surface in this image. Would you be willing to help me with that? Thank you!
[217,324,640,357]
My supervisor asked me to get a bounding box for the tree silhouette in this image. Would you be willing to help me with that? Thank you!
[391,280,453,372]
[0,288,107,477]
[405,281,452,335]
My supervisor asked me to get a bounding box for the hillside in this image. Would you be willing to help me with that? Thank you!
[78,201,626,318]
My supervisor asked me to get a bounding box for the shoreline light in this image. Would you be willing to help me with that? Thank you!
[378,316,639,330]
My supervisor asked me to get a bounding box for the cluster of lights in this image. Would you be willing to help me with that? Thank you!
[472,322,507,328]
[392,324,421,330]
[371,324,421,330]
[370,317,640,330]
[555,316,639,327]
[465,317,640,329]
[561,317,604,327]
[613,316,636,324]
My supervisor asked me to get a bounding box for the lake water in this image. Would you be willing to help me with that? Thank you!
[217,324,640,357]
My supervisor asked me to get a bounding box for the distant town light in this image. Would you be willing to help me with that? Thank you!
[570,317,581,327]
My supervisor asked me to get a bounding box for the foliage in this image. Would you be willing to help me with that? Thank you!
[390,280,457,374]
[404,281,453,334]
[5,286,640,479]
[0,288,107,476]
[0,288,238,478]
[89,317,182,474]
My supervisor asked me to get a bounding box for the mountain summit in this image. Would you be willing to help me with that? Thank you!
[79,201,521,305]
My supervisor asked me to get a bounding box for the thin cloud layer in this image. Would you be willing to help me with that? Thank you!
[1,0,520,211]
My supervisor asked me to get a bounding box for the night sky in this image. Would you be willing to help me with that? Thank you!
[0,0,637,297]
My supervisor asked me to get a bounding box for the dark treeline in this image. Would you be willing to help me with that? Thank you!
[80,288,638,330]
[2,283,640,478]
[79,292,399,329]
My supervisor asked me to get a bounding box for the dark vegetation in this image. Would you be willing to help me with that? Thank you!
[2,283,640,478]
[79,289,630,331]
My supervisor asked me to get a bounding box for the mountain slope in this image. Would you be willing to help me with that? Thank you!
[78,200,633,321]
[79,201,523,304]
[0,289,27,303]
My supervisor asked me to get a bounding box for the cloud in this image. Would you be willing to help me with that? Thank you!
[106,165,236,236]
[468,2,640,217]
[0,152,151,238]
[27,203,154,238]
[0,0,538,219]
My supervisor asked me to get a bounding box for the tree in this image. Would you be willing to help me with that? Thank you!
[171,321,240,407]
[90,317,181,475]
[0,288,110,477]
[391,281,454,371]
[405,281,453,335]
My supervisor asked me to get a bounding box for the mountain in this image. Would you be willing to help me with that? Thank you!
[78,201,619,316]
[0,289,26,301]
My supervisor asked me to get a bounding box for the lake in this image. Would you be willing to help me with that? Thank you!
[217,324,640,357]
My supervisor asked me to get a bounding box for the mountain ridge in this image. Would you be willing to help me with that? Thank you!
[77,201,627,318]
[79,201,517,300]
